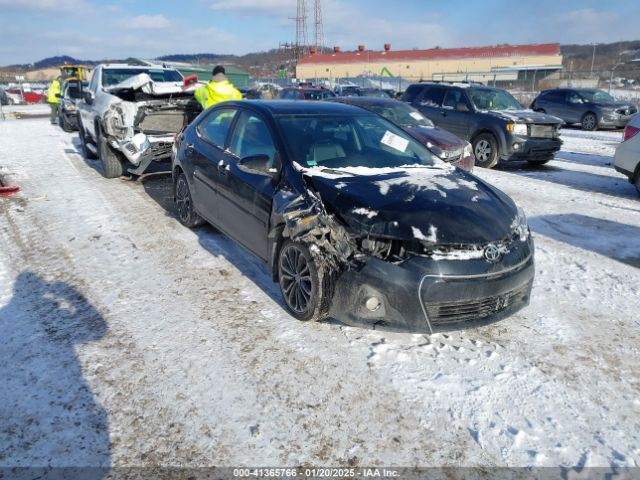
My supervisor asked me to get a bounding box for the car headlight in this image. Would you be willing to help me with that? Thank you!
[513,205,530,241]
[507,123,528,136]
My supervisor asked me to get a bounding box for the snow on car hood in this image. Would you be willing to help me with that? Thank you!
[487,109,562,124]
[300,166,518,244]
[105,73,195,96]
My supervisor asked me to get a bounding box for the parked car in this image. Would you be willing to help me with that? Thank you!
[327,96,474,171]
[58,80,88,132]
[5,88,46,104]
[531,88,637,131]
[614,113,640,194]
[278,87,336,100]
[77,64,201,178]
[171,100,534,331]
[337,87,392,98]
[402,83,563,168]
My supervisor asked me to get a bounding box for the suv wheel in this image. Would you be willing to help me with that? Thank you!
[98,132,124,178]
[59,111,73,132]
[278,240,333,322]
[78,116,97,159]
[581,112,598,131]
[473,133,499,168]
[634,175,640,196]
[174,171,204,227]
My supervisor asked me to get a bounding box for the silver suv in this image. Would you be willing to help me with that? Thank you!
[77,64,201,177]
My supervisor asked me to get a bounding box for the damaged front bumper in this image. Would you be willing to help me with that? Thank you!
[329,237,535,333]
[112,133,175,166]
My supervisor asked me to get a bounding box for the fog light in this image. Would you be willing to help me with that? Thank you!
[513,143,522,150]
[365,296,381,311]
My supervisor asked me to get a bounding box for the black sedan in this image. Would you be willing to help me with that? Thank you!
[327,96,475,171]
[172,101,534,332]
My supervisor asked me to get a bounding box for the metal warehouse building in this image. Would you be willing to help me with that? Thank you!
[295,43,563,86]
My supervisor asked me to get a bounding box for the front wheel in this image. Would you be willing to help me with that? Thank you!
[60,111,73,132]
[278,240,333,322]
[581,112,598,131]
[98,133,123,178]
[634,175,640,196]
[473,133,499,168]
[174,171,204,228]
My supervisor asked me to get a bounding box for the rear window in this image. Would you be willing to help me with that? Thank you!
[402,85,424,103]
[304,90,335,100]
[419,86,446,107]
[102,68,183,87]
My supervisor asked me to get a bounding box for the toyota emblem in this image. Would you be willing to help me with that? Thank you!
[484,244,503,263]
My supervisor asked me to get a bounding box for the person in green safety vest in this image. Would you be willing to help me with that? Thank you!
[46,76,62,124]
[194,66,242,110]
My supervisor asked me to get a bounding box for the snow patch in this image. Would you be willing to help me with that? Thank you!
[352,207,378,219]
[413,225,437,243]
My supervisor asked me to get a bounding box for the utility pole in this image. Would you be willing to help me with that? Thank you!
[313,0,324,54]
[591,43,597,78]
[294,0,308,62]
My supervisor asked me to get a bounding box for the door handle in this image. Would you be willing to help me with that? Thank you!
[184,143,194,155]
[217,159,230,175]
[440,110,447,116]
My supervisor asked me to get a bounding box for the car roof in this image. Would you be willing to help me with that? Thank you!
[98,63,177,70]
[330,97,403,107]
[220,100,372,116]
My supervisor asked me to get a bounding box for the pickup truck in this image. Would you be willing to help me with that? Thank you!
[77,63,201,177]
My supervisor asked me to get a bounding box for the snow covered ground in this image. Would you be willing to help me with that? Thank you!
[0,110,639,472]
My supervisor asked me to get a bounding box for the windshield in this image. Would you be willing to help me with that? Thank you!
[65,81,89,99]
[304,90,336,100]
[102,68,183,87]
[468,88,522,111]
[363,102,435,128]
[277,113,442,170]
[579,90,615,103]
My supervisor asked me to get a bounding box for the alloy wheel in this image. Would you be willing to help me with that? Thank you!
[475,139,491,162]
[279,244,313,314]
[175,176,192,223]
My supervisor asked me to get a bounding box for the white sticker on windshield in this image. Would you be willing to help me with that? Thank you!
[381,130,409,153]
[409,112,425,121]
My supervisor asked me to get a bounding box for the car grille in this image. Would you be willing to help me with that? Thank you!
[149,142,172,159]
[528,124,556,138]
[425,281,532,325]
[616,107,637,116]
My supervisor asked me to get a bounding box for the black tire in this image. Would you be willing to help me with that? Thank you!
[278,240,333,322]
[60,112,73,132]
[98,131,123,178]
[634,175,640,196]
[78,116,97,159]
[472,133,499,168]
[174,171,204,228]
[581,112,598,131]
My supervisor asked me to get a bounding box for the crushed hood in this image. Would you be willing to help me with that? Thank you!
[487,109,562,125]
[106,73,196,96]
[301,166,518,245]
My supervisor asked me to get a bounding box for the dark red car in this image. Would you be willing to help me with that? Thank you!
[6,89,47,104]
[327,96,474,171]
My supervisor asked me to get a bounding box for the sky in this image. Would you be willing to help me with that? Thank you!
[1,0,640,65]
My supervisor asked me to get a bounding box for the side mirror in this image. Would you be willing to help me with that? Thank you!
[455,101,470,112]
[83,91,94,105]
[238,154,276,177]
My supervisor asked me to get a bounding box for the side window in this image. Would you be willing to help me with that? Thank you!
[442,89,463,109]
[567,92,583,104]
[419,86,446,107]
[196,108,237,148]
[402,85,424,103]
[229,113,277,167]
[542,91,562,102]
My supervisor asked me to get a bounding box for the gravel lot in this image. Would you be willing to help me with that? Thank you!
[1,110,639,470]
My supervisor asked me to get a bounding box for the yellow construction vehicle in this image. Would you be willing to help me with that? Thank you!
[59,64,91,82]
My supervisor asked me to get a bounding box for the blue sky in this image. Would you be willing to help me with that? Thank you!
[1,0,639,65]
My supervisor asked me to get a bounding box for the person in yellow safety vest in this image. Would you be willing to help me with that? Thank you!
[194,65,242,110]
[47,76,62,125]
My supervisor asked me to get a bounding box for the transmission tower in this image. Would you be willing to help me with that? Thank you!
[295,0,308,61]
[313,0,324,54]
